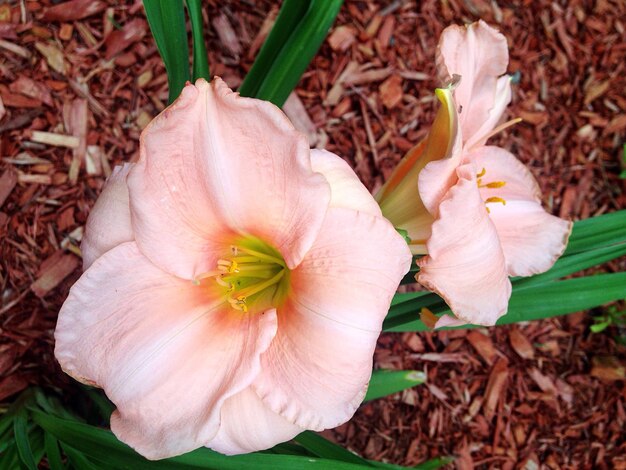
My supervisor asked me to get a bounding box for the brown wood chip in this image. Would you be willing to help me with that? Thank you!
[0,168,17,208]
[31,253,80,298]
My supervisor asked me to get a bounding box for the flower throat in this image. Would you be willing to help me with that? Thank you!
[194,236,290,313]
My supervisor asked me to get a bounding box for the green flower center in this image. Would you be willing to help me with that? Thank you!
[194,236,290,313]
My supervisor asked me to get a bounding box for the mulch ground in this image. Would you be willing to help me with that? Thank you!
[1,1,625,469]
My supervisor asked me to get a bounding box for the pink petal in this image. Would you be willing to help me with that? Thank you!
[417,163,511,326]
[253,208,411,430]
[416,88,464,215]
[208,387,303,455]
[377,86,461,247]
[81,163,134,270]
[127,84,229,279]
[434,314,468,329]
[486,202,572,277]
[436,20,509,145]
[470,146,572,276]
[376,140,434,255]
[196,79,330,270]
[310,149,381,217]
[376,142,433,254]
[55,243,277,460]
[128,78,330,278]
[466,145,541,202]
[471,145,541,203]
[464,75,512,149]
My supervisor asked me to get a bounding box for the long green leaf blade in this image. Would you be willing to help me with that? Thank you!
[401,211,626,285]
[365,370,426,402]
[61,444,100,470]
[13,410,37,470]
[295,432,413,470]
[239,0,311,98]
[295,432,371,467]
[44,432,65,470]
[143,0,190,103]
[0,442,20,470]
[511,242,626,290]
[185,0,210,81]
[565,210,626,255]
[251,0,343,106]
[388,211,626,331]
[386,273,626,332]
[33,411,396,469]
[409,457,455,470]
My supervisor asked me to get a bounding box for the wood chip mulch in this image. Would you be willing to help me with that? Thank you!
[0,1,624,468]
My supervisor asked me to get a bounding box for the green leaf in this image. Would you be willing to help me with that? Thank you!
[0,408,15,439]
[44,432,65,470]
[510,241,626,290]
[395,227,411,244]
[388,211,626,331]
[81,387,114,424]
[590,321,610,333]
[409,457,455,470]
[143,0,190,103]
[386,273,626,332]
[295,432,372,467]
[0,441,20,470]
[402,211,626,284]
[265,442,312,456]
[564,210,626,255]
[61,443,100,470]
[295,431,414,470]
[185,0,210,81]
[33,389,76,422]
[239,0,311,99]
[242,0,343,106]
[365,370,426,402]
[13,410,38,470]
[33,411,399,469]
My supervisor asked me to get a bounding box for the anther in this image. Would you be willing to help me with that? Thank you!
[228,296,248,313]
[215,275,234,291]
[476,168,487,178]
[478,180,507,189]
[485,197,506,206]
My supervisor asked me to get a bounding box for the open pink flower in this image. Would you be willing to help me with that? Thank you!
[377,22,571,327]
[55,78,411,459]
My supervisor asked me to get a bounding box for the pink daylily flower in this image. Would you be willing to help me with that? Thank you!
[55,78,411,460]
[377,22,572,327]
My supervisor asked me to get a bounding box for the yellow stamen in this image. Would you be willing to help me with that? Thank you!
[228,296,248,312]
[236,270,285,300]
[485,196,506,206]
[217,259,240,273]
[475,168,507,189]
[192,270,223,285]
[194,240,289,313]
[478,180,507,188]
[236,263,280,273]
[232,245,286,267]
[215,275,234,290]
